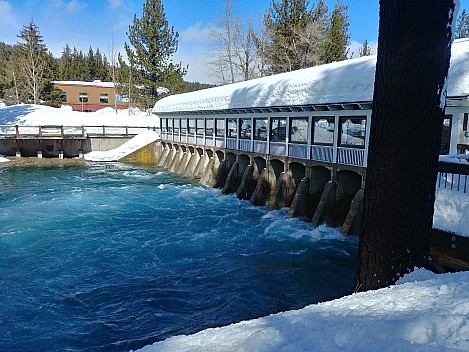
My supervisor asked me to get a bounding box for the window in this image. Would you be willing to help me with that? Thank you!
[167,118,173,132]
[313,116,334,145]
[173,118,180,134]
[188,118,196,134]
[290,117,308,143]
[254,118,268,140]
[440,114,452,155]
[206,118,214,136]
[270,117,286,141]
[339,116,366,148]
[181,118,187,134]
[239,118,252,139]
[463,113,468,132]
[161,118,167,132]
[196,118,204,135]
[79,92,88,103]
[100,94,109,104]
[227,118,237,138]
[216,118,225,137]
[59,91,67,102]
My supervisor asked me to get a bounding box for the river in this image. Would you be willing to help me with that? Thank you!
[0,162,358,351]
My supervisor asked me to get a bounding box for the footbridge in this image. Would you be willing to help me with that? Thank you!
[0,124,158,159]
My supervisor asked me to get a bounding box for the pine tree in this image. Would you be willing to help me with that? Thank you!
[262,0,312,73]
[456,9,469,39]
[87,47,96,80]
[58,44,73,80]
[359,39,372,57]
[125,0,187,108]
[0,42,14,99]
[15,19,49,104]
[321,1,350,63]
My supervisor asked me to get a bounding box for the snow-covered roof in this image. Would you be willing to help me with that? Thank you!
[52,80,115,88]
[153,38,469,114]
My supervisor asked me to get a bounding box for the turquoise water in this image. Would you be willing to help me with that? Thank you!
[0,163,358,351]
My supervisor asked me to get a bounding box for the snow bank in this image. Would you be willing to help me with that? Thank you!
[0,155,10,163]
[136,269,469,352]
[0,104,158,127]
[153,39,469,113]
[434,188,469,237]
[84,130,160,161]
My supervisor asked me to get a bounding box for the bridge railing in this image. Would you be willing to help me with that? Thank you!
[0,125,160,139]
[437,160,469,193]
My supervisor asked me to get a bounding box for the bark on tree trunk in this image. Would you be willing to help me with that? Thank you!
[356,0,458,291]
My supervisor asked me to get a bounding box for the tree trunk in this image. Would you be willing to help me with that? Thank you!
[356,0,458,291]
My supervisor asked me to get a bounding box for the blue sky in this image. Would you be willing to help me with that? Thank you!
[1,0,467,83]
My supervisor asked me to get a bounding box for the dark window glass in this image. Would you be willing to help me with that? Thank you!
[188,118,196,134]
[463,113,468,131]
[239,118,252,139]
[254,118,268,140]
[161,118,167,132]
[206,118,214,136]
[60,91,67,102]
[290,117,308,143]
[196,118,204,135]
[227,118,237,138]
[339,116,366,148]
[313,117,334,145]
[181,119,187,134]
[440,114,452,155]
[173,118,180,134]
[100,94,109,104]
[216,118,225,137]
[270,117,286,141]
[167,118,173,132]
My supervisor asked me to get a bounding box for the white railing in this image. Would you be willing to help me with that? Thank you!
[0,125,159,139]
[288,143,308,159]
[269,142,287,156]
[253,140,267,154]
[239,139,251,151]
[226,138,237,150]
[337,148,366,167]
[311,145,334,163]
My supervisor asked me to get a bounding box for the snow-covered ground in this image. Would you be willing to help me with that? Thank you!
[0,104,158,127]
[136,269,469,352]
[84,129,160,161]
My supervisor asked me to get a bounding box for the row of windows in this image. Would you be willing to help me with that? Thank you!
[59,92,109,104]
[161,116,367,148]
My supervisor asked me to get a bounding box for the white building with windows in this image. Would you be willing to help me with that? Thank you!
[153,39,469,169]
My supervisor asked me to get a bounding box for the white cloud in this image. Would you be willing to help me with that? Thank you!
[348,40,378,58]
[172,22,217,84]
[107,0,123,9]
[0,1,21,42]
[179,22,213,46]
[47,0,87,15]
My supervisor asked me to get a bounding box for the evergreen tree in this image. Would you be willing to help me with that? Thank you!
[262,0,312,73]
[359,39,372,57]
[0,42,15,99]
[125,0,187,108]
[321,1,350,63]
[58,44,73,80]
[87,46,96,80]
[456,9,469,39]
[15,19,49,104]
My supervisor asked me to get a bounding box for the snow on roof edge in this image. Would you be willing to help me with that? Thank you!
[153,39,469,114]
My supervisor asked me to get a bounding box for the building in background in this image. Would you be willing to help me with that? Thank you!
[52,80,129,112]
